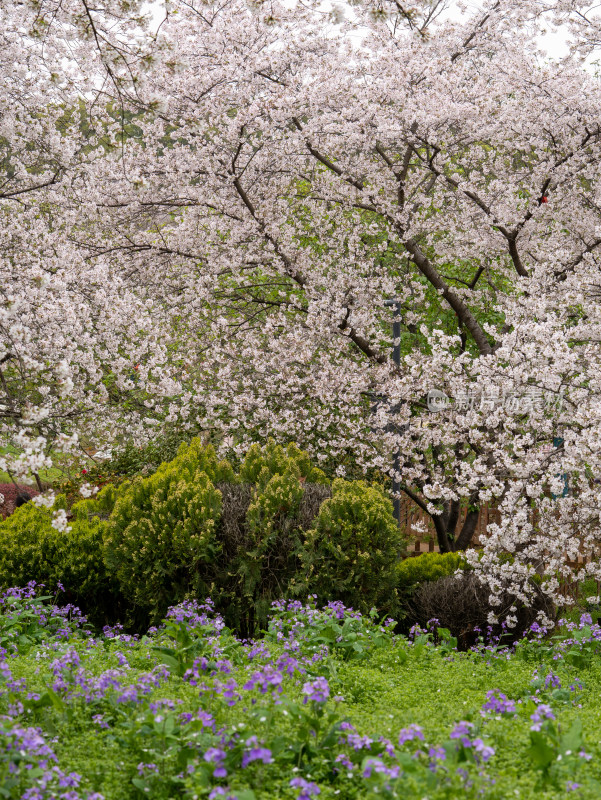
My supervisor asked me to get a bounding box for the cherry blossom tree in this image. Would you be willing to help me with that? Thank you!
[5,0,601,605]
[0,0,179,499]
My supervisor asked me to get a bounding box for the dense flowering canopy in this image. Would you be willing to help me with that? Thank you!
[3,0,601,603]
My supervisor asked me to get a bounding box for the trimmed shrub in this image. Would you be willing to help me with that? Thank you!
[103,439,331,634]
[292,479,405,617]
[0,439,404,636]
[71,484,117,520]
[103,455,223,628]
[0,497,118,626]
[395,552,469,633]
[239,440,329,488]
[153,437,237,484]
[397,552,467,588]
[227,468,304,635]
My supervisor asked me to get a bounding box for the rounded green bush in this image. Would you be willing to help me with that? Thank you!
[104,458,222,626]
[0,498,118,625]
[155,437,237,484]
[293,478,405,616]
[240,440,329,488]
[228,467,307,634]
[101,439,331,633]
[0,438,411,635]
[396,551,467,591]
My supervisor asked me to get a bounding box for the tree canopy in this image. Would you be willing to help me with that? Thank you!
[3,0,601,607]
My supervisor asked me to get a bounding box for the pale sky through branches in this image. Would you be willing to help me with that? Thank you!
[145,0,574,59]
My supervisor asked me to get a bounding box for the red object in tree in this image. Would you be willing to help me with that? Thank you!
[539,196,548,204]
[81,468,87,475]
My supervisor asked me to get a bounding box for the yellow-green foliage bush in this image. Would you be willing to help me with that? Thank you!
[214,440,331,634]
[239,440,329,488]
[102,439,331,634]
[0,492,118,625]
[155,437,237,484]
[396,551,467,591]
[70,484,117,520]
[103,441,225,626]
[293,479,405,616]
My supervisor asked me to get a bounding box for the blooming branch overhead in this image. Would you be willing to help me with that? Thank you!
[4,0,601,601]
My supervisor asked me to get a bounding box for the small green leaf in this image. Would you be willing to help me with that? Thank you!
[527,732,555,769]
[560,718,583,753]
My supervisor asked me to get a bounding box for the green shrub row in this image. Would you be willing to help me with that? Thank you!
[0,440,429,634]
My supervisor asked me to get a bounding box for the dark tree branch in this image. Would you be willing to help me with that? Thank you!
[292,122,494,355]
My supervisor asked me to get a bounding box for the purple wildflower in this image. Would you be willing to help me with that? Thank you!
[58,772,81,788]
[450,721,474,747]
[378,736,396,757]
[302,676,330,703]
[204,747,227,778]
[215,678,241,706]
[544,672,561,689]
[473,739,495,762]
[530,704,555,732]
[208,789,236,800]
[241,746,273,768]
[363,758,400,779]
[290,777,320,800]
[335,754,354,771]
[481,689,516,716]
[429,746,446,761]
[244,665,283,694]
[398,724,424,745]
[346,733,373,751]
[115,651,130,668]
[137,763,158,776]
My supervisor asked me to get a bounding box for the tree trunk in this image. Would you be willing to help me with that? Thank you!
[433,500,480,552]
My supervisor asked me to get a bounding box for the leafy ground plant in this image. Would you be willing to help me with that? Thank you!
[0,588,601,798]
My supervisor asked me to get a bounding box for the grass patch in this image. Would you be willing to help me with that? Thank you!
[1,592,601,798]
